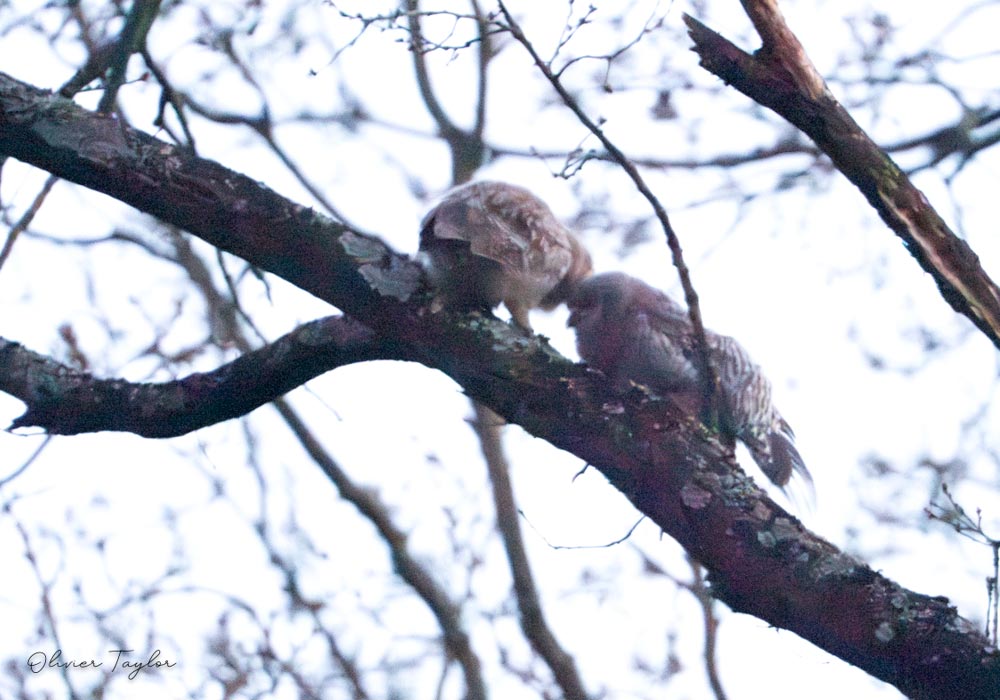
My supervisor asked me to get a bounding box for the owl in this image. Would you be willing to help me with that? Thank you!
[419,181,592,331]
[567,272,810,490]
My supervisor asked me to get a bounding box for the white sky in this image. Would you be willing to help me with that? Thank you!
[1,1,999,699]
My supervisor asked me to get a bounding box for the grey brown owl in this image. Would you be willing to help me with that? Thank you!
[567,272,810,490]
[419,181,592,331]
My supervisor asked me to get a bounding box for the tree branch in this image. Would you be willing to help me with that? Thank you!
[1,316,393,437]
[275,398,488,700]
[683,3,1000,351]
[0,70,997,698]
[405,0,487,181]
[496,2,721,431]
[475,403,588,700]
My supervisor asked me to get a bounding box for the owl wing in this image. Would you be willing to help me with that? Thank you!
[627,287,702,390]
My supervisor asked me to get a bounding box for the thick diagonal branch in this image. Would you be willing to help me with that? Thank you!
[684,5,1000,350]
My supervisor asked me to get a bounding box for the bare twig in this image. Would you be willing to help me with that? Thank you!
[927,484,1000,647]
[495,2,721,430]
[689,560,728,700]
[96,0,163,113]
[474,404,589,700]
[0,436,52,488]
[276,400,488,700]
[635,549,729,700]
[0,174,57,272]
[172,223,486,700]
[406,0,487,181]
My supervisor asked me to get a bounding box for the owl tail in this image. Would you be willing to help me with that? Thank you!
[750,419,812,494]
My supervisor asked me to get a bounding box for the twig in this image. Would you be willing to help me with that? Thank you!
[0,174,58,273]
[495,1,720,429]
[474,404,589,700]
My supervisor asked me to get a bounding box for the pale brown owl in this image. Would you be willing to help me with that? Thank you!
[419,181,593,331]
[567,272,811,490]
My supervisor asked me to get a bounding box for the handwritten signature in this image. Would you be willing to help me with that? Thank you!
[27,649,176,680]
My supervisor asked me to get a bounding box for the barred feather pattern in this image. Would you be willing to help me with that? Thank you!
[567,272,810,490]
[419,181,593,331]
